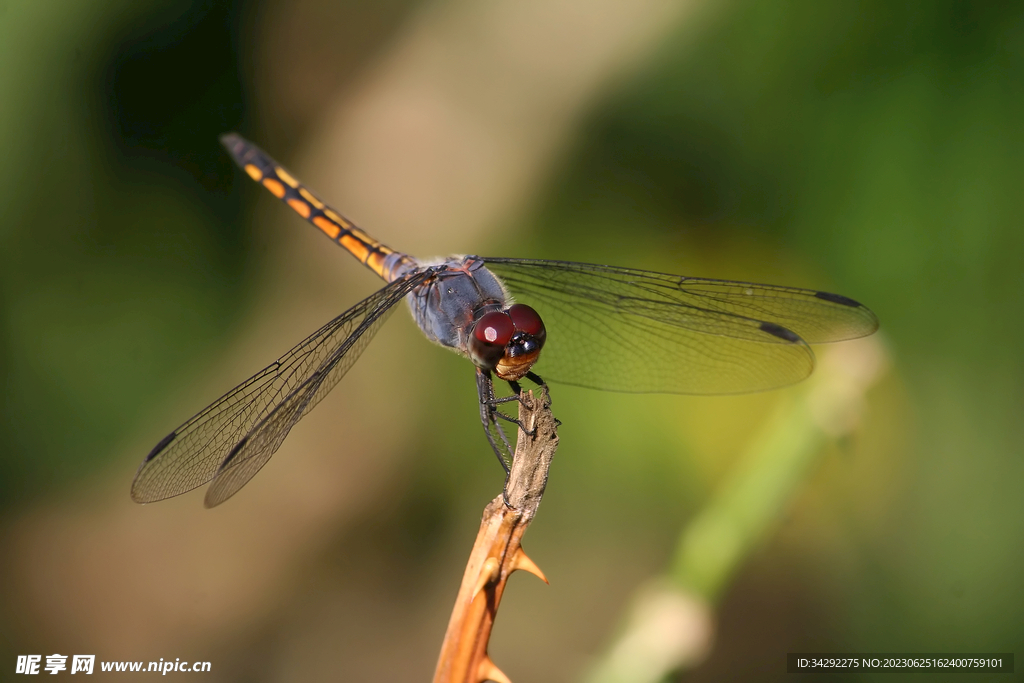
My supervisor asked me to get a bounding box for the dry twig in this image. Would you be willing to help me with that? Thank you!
[433,390,559,683]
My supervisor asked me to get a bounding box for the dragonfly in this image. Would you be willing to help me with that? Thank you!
[131,133,879,508]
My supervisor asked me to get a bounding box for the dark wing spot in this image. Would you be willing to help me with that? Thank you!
[815,290,863,308]
[760,321,802,343]
[220,436,249,469]
[145,431,177,462]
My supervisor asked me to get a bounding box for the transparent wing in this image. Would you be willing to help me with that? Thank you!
[131,272,431,506]
[483,258,878,394]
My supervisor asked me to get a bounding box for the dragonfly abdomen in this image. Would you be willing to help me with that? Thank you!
[221,133,416,281]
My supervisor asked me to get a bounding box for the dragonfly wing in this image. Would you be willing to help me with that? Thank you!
[483,258,878,395]
[131,272,430,505]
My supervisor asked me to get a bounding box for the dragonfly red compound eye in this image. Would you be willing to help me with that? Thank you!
[474,311,515,347]
[508,304,544,335]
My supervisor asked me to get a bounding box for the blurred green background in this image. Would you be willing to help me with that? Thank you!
[1,0,1021,680]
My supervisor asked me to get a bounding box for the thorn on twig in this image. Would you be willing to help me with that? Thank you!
[511,547,548,584]
[477,656,512,683]
[472,557,501,600]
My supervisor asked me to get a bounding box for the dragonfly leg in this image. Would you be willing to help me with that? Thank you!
[479,373,528,430]
[477,368,514,474]
[476,368,553,508]
[502,380,538,437]
[518,371,552,407]
[525,372,559,423]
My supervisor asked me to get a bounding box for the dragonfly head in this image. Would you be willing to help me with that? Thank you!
[469,303,546,381]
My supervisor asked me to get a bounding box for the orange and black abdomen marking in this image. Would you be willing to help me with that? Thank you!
[220,133,413,281]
